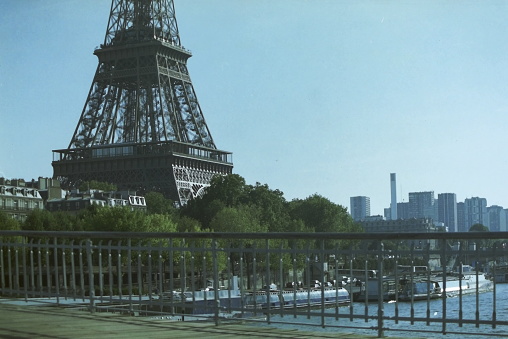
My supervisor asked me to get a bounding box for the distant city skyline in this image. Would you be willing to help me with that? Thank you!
[350,174,507,231]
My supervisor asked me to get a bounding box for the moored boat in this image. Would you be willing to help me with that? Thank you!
[243,285,350,310]
[398,271,493,301]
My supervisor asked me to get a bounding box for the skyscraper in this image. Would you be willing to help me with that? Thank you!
[487,205,506,232]
[463,197,488,230]
[438,193,457,232]
[390,173,397,220]
[408,191,435,220]
[350,196,370,221]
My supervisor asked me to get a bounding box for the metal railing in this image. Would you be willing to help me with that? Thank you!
[1,230,508,338]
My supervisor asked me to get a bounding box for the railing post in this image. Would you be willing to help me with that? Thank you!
[212,238,220,326]
[377,241,384,338]
[86,239,95,313]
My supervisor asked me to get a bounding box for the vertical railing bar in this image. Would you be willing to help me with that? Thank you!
[265,238,271,325]
[201,243,207,317]
[441,239,447,335]
[394,243,399,324]
[37,240,43,298]
[117,240,123,302]
[22,239,28,301]
[107,240,113,304]
[377,241,384,338]
[29,240,35,298]
[127,239,133,314]
[15,246,20,296]
[86,239,95,313]
[7,245,12,296]
[187,240,195,315]
[137,251,143,306]
[239,241,244,318]
[53,237,60,305]
[226,242,232,313]
[459,241,464,327]
[7,246,12,296]
[98,241,103,302]
[70,240,76,300]
[410,244,415,324]
[292,240,297,319]
[278,242,283,318]
[213,238,220,326]
[157,240,164,312]
[79,240,86,301]
[306,241,311,320]
[180,239,186,319]
[189,240,196,314]
[0,244,4,294]
[169,238,174,316]
[253,244,258,317]
[319,239,325,328]
[45,240,51,298]
[364,256,368,323]
[147,247,153,303]
[475,244,480,328]
[21,239,28,301]
[492,246,497,329]
[334,246,339,321]
[349,249,354,322]
[425,243,431,326]
[62,241,68,300]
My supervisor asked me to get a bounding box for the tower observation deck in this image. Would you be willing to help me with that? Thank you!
[52,0,233,205]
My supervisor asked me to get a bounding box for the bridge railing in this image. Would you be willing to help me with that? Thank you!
[1,231,508,338]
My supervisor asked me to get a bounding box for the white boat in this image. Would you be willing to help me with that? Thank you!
[399,271,493,301]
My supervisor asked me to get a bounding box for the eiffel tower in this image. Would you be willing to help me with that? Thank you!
[52,0,233,205]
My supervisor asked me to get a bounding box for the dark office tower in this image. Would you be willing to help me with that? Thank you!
[350,196,370,221]
[487,205,506,232]
[52,0,233,205]
[457,202,466,232]
[408,191,435,220]
[438,193,457,232]
[463,197,488,230]
[397,202,409,220]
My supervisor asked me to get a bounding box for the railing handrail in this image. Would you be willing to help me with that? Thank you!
[1,230,508,240]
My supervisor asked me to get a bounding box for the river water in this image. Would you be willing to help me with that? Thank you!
[252,283,508,338]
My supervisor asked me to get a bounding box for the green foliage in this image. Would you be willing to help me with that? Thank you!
[0,211,21,232]
[23,209,78,232]
[0,211,22,242]
[78,180,117,192]
[209,206,266,233]
[469,223,489,232]
[144,191,176,215]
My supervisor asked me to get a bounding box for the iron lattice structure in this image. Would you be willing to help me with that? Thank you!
[52,0,233,205]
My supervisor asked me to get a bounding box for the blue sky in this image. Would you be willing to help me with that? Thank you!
[1,0,508,215]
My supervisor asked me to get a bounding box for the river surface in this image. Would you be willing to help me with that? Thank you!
[252,283,508,338]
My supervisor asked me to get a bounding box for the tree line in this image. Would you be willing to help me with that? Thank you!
[1,174,363,236]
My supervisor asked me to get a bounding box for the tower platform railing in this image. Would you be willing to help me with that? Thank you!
[52,140,233,165]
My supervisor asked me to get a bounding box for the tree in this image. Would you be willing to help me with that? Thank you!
[244,182,290,232]
[469,224,489,232]
[469,223,491,250]
[78,180,117,192]
[145,191,176,215]
[288,194,358,233]
[0,211,22,242]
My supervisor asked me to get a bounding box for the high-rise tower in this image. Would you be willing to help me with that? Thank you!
[390,173,397,220]
[52,0,233,205]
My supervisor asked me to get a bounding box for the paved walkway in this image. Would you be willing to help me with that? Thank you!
[0,302,389,339]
